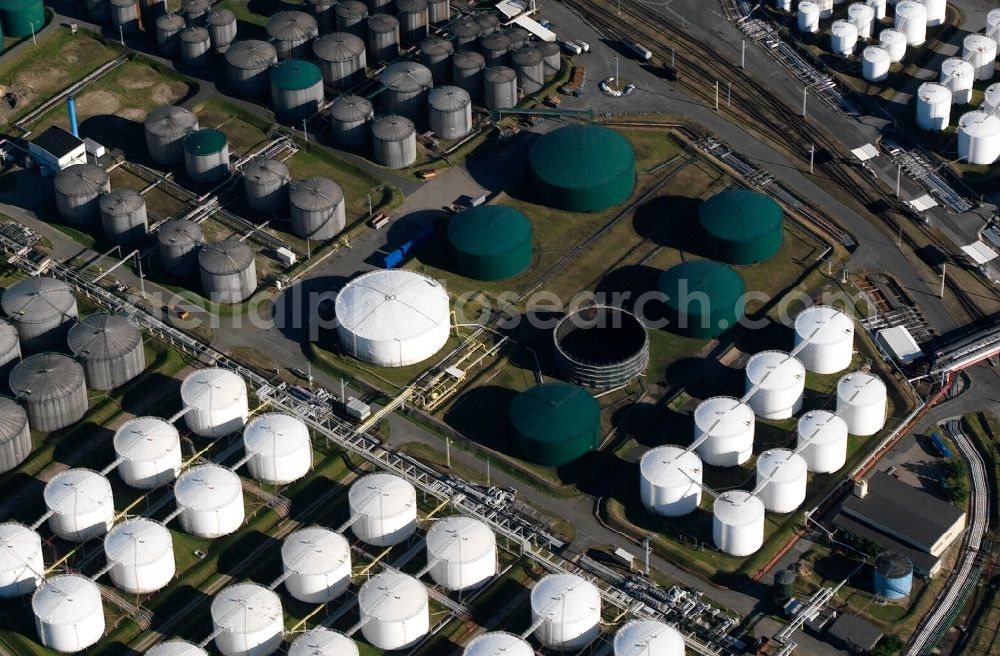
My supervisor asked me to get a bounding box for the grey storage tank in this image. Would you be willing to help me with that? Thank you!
[478,32,510,66]
[0,396,30,474]
[156,14,186,57]
[181,0,208,23]
[511,43,543,95]
[98,189,148,245]
[396,0,428,46]
[451,16,480,50]
[428,0,448,23]
[266,11,319,59]
[179,26,211,68]
[183,128,230,184]
[506,26,529,50]
[371,115,417,168]
[110,0,140,34]
[199,239,257,304]
[419,36,453,84]
[484,65,517,109]
[0,320,21,387]
[473,12,500,36]
[367,0,392,14]
[307,0,336,33]
[67,313,145,391]
[2,277,78,354]
[206,9,238,54]
[329,95,374,151]
[378,61,433,122]
[540,40,560,79]
[10,353,88,432]
[366,13,400,62]
[53,163,111,225]
[335,0,368,38]
[313,33,368,90]
[157,218,204,277]
[428,86,472,140]
[225,39,278,97]
[289,178,346,240]
[145,106,199,167]
[452,50,485,100]
[270,59,325,120]
[243,158,290,216]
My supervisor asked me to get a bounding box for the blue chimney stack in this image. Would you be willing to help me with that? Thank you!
[67,96,79,138]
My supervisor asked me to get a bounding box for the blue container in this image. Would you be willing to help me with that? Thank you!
[381,223,437,269]
[874,551,913,600]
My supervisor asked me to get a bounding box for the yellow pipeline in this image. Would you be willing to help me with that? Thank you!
[355,547,393,578]
[423,498,450,520]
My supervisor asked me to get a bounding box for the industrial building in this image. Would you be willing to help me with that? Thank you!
[509,383,600,467]
[826,612,884,654]
[698,189,783,264]
[28,126,86,173]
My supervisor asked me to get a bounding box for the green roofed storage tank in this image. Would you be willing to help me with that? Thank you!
[658,260,745,339]
[699,189,783,264]
[509,383,600,467]
[0,0,44,38]
[528,124,635,213]
[447,205,532,280]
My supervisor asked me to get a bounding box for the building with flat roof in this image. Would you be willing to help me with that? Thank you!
[876,326,924,365]
[827,612,884,654]
[28,126,86,173]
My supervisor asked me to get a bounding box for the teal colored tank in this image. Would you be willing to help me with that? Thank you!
[699,189,783,265]
[658,260,746,339]
[509,383,600,467]
[0,0,45,38]
[447,205,533,281]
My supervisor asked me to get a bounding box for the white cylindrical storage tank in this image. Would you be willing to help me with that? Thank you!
[862,46,891,81]
[916,0,945,26]
[174,464,245,538]
[44,468,114,542]
[146,640,210,656]
[211,582,284,656]
[348,472,417,545]
[335,269,450,367]
[529,574,601,651]
[613,620,686,656]
[836,372,887,436]
[32,574,105,653]
[941,57,975,104]
[0,523,43,598]
[755,449,808,513]
[797,410,849,473]
[817,0,833,18]
[963,34,997,82]
[894,1,927,46]
[744,351,805,420]
[848,3,874,39]
[242,413,312,484]
[425,516,497,591]
[990,8,1000,48]
[712,490,765,556]
[181,368,249,438]
[463,632,534,656]
[692,396,754,467]
[794,306,854,374]
[984,83,1000,112]
[916,82,953,130]
[958,111,1000,165]
[776,0,792,11]
[281,526,351,603]
[798,0,819,34]
[358,572,429,651]
[831,20,859,56]
[104,518,175,594]
[289,628,359,656]
[865,0,885,20]
[879,29,907,62]
[639,445,702,516]
[113,416,182,489]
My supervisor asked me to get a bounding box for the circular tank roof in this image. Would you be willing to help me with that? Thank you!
[358,571,427,621]
[880,29,905,44]
[289,177,344,211]
[511,44,543,65]
[243,413,310,459]
[99,189,145,217]
[451,16,480,38]
[463,632,534,656]
[211,583,283,633]
[425,516,495,563]
[330,95,374,122]
[181,368,246,407]
[158,219,204,248]
[335,0,367,19]
[794,306,853,345]
[746,351,805,390]
[447,205,531,269]
[453,50,485,70]
[183,129,227,156]
[0,319,16,353]
[958,111,1000,138]
[429,85,472,111]
[863,46,890,63]
[199,239,254,275]
[420,36,453,56]
[483,65,516,83]
[68,313,142,361]
[367,12,399,33]
[179,26,210,43]
[289,628,358,656]
[613,620,686,656]
[508,383,599,443]
[639,446,702,488]
[225,40,278,69]
[658,260,746,337]
[157,13,186,31]
[206,8,236,25]
[243,158,289,187]
[175,464,242,511]
[0,397,28,443]
[44,469,113,517]
[837,372,886,404]
[146,105,199,138]
[104,518,172,566]
[554,305,648,368]
[145,640,210,656]
[313,32,366,61]
[942,57,974,79]
[32,574,102,625]
[349,473,416,519]
[114,416,179,463]
[54,163,109,198]
[371,115,416,141]
[271,59,323,90]
[379,61,433,93]
[10,353,85,400]
[2,276,75,323]
[875,550,913,577]
[398,0,427,12]
[0,522,41,575]
[798,410,848,445]
[713,490,764,526]
[281,526,350,575]
[530,574,600,622]
[699,189,782,243]
[334,269,449,344]
[756,448,807,484]
[266,11,318,40]
[694,396,754,437]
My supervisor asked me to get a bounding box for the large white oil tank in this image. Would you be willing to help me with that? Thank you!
[797,410,848,473]
[613,620,686,656]
[32,574,105,652]
[712,490,765,557]
[425,516,497,591]
[744,351,805,420]
[281,526,351,603]
[794,306,854,374]
[917,0,945,26]
[103,518,175,594]
[797,1,820,32]
[463,632,534,656]
[989,8,1000,48]
[831,20,859,56]
[639,446,702,516]
[348,473,417,546]
[181,368,249,438]
[174,464,245,538]
[862,46,891,82]
[146,640,210,656]
[917,82,953,130]
[836,372,887,436]
[242,414,312,484]
[113,416,182,489]
[866,0,885,19]
[358,572,429,651]
[879,29,907,62]
[335,269,450,367]
[0,523,43,598]
[776,0,792,11]
[848,2,874,38]
[941,57,975,105]
[288,628,359,656]
[530,574,601,651]
[984,83,1000,112]
[963,34,997,82]
[211,582,284,656]
[755,449,808,513]
[958,111,1000,165]
[895,1,927,46]
[44,468,115,542]
[693,396,755,467]
[817,0,833,18]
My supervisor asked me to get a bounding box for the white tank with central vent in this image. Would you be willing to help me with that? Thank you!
[113,416,182,489]
[104,518,175,594]
[613,620,686,656]
[878,29,907,62]
[281,526,351,603]
[145,640,209,656]
[830,20,859,56]
[464,632,533,655]
[917,0,945,25]
[348,473,417,545]
[794,306,854,374]
[797,1,819,32]
[797,410,848,472]
[289,628,358,656]
[33,574,105,653]
[712,490,765,556]
[530,574,601,651]
[895,1,927,46]
[44,468,115,542]
[211,582,284,656]
[963,34,997,82]
[941,57,974,105]
[181,368,249,438]
[693,396,755,467]
[916,82,953,131]
[242,414,312,484]
[174,464,245,538]
[755,449,808,513]
[639,445,702,516]
[0,523,43,598]
[847,3,874,39]
[425,516,497,590]
[837,372,887,436]
[862,46,891,82]
[745,351,805,420]
[958,111,1000,165]
[358,572,429,651]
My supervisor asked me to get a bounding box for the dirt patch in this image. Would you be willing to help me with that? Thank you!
[118,108,147,121]
[119,74,154,90]
[151,82,184,105]
[59,40,86,65]
[75,90,121,117]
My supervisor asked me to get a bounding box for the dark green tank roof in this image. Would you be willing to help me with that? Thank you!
[0,0,44,38]
[698,189,783,264]
[183,128,227,155]
[509,383,600,467]
[447,205,532,281]
[270,59,323,90]
[658,260,746,339]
